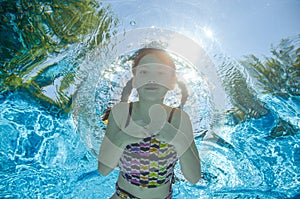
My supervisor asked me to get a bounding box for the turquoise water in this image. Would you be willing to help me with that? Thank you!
[1,0,300,198]
[1,88,299,198]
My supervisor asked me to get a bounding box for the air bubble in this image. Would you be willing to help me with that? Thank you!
[130,20,136,26]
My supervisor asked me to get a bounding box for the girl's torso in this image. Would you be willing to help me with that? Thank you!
[117,102,178,198]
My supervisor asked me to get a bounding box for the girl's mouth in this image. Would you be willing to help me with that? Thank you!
[144,84,159,90]
[145,87,158,90]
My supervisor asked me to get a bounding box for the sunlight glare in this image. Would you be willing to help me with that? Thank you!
[203,27,214,39]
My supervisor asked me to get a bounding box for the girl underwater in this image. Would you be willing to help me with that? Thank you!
[98,48,201,199]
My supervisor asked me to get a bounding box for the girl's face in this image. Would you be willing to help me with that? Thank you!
[133,54,176,101]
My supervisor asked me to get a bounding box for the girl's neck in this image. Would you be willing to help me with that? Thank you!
[136,98,164,111]
[133,98,165,124]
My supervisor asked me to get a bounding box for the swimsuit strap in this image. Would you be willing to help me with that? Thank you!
[168,108,176,123]
[125,102,133,128]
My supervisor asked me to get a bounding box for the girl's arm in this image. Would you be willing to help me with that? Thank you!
[97,104,125,176]
[178,139,201,184]
[177,111,201,184]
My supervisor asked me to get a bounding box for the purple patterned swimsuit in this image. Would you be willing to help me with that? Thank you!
[116,103,178,199]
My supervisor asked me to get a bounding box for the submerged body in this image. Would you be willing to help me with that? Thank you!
[115,102,178,198]
[98,48,201,198]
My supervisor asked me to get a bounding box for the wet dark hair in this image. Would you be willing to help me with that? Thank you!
[132,48,176,72]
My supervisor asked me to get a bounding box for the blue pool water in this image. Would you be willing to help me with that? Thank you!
[1,90,299,198]
[0,0,299,199]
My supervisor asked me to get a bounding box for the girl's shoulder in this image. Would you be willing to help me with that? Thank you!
[168,106,191,126]
[111,102,130,115]
[109,102,131,123]
[169,106,189,117]
[112,101,130,108]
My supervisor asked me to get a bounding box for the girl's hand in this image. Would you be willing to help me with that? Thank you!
[120,104,167,140]
[146,104,167,136]
[121,119,149,138]
[114,120,148,148]
[118,129,146,148]
[154,122,177,144]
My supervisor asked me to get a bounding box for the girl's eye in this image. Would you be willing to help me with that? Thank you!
[139,70,147,74]
[158,71,166,75]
